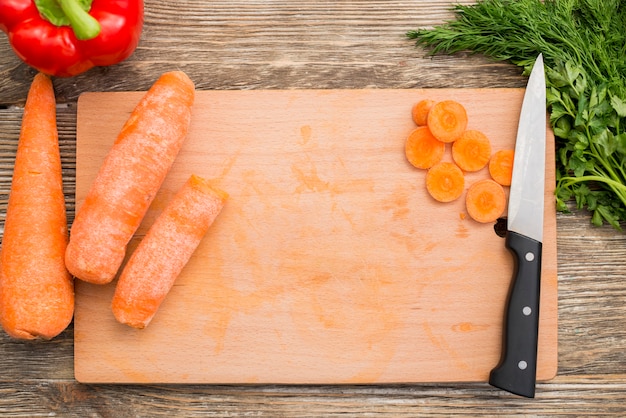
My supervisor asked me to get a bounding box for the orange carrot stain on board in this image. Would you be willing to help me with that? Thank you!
[452,322,489,333]
[337,205,356,229]
[194,178,293,354]
[335,154,347,170]
[289,265,402,381]
[300,125,313,145]
[240,169,274,196]
[381,187,411,221]
[238,169,282,214]
[201,281,286,354]
[390,229,422,254]
[422,321,470,371]
[217,153,239,180]
[292,161,330,193]
[456,219,469,239]
[330,178,375,195]
[102,351,154,383]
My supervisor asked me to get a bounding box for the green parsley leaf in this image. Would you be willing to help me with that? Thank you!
[408,0,626,229]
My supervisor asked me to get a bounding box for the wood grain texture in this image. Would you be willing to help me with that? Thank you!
[73,88,557,384]
[0,0,625,415]
[0,0,523,104]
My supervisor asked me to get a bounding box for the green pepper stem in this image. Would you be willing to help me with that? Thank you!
[59,0,101,40]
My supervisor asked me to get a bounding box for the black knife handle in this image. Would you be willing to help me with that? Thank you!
[489,230,542,398]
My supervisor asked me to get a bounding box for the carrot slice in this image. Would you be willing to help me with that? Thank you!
[0,73,74,340]
[405,126,446,169]
[452,129,492,172]
[465,179,507,223]
[411,99,435,126]
[489,149,515,186]
[112,175,228,329]
[425,162,465,202]
[65,71,195,284]
[426,100,468,143]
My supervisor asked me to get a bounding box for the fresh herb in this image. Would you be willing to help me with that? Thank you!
[407,0,626,229]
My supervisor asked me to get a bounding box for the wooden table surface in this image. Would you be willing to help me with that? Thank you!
[1,1,625,416]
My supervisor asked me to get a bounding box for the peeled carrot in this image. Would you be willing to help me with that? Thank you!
[489,149,515,186]
[425,162,465,203]
[426,100,468,143]
[0,73,74,340]
[411,99,435,126]
[112,175,227,329]
[405,126,446,169]
[452,129,492,172]
[465,179,506,223]
[65,71,195,285]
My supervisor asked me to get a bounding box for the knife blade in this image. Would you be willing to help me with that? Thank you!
[489,54,546,398]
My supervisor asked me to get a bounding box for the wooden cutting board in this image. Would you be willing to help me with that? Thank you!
[74,88,558,384]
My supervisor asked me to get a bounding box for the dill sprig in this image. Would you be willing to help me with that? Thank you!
[408,0,626,229]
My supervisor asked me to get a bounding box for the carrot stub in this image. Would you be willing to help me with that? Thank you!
[0,73,74,340]
[452,129,492,172]
[405,126,446,169]
[112,175,228,329]
[465,179,507,223]
[411,99,435,126]
[425,162,465,203]
[65,71,195,284]
[426,100,468,143]
[489,149,515,186]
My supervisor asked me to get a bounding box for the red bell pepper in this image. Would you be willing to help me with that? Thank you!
[0,0,143,77]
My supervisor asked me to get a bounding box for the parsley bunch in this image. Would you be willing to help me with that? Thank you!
[408,0,626,229]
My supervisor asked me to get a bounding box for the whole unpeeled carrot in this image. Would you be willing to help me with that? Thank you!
[0,73,74,340]
[112,175,227,329]
[65,71,195,285]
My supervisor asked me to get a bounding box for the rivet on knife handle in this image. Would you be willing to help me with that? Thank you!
[489,231,542,398]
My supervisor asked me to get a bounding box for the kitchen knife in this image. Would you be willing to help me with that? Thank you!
[489,54,546,398]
